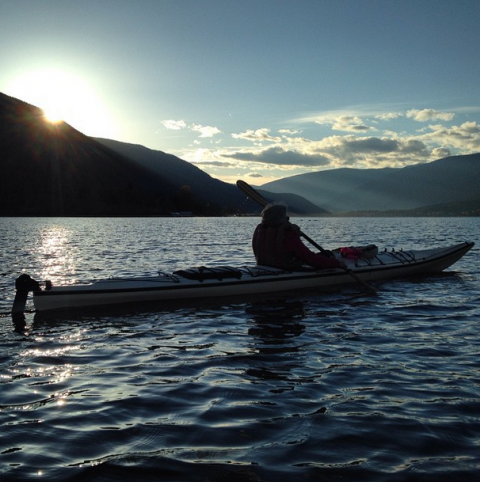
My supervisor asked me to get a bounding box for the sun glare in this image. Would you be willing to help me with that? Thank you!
[7,69,117,138]
[43,106,64,124]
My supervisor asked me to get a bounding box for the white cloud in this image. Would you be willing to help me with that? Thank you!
[295,104,406,127]
[420,121,480,150]
[232,128,281,143]
[279,128,301,135]
[374,112,403,121]
[332,116,373,132]
[162,119,187,130]
[297,105,458,130]
[162,120,221,138]
[191,124,221,138]
[313,114,373,132]
[460,120,480,134]
[406,108,454,122]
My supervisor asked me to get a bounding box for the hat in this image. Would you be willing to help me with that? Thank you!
[261,204,288,226]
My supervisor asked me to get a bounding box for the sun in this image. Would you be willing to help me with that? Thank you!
[6,69,117,138]
[43,105,64,124]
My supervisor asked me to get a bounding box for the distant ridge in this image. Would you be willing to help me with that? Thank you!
[261,154,480,215]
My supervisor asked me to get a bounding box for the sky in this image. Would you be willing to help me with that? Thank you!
[2,0,480,185]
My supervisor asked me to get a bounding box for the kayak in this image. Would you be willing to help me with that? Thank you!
[13,241,473,313]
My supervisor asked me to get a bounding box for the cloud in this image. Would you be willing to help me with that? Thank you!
[191,124,221,138]
[162,119,186,130]
[193,160,234,168]
[232,128,281,142]
[293,135,428,170]
[346,137,400,153]
[374,112,403,121]
[421,121,480,150]
[162,120,221,138]
[173,105,479,183]
[279,128,301,135]
[431,147,451,159]
[406,108,455,122]
[225,146,331,167]
[296,105,408,129]
[398,139,428,154]
[327,135,429,162]
[332,116,373,132]
[213,133,431,171]
[459,120,480,134]
[297,105,457,130]
[313,114,374,132]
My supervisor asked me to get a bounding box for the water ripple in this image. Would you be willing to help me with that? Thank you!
[1,217,479,481]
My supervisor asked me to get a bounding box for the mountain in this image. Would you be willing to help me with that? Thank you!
[92,138,255,214]
[0,93,178,215]
[0,92,325,216]
[94,138,328,215]
[261,154,480,214]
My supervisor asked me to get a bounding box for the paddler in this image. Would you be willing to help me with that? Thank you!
[252,203,346,270]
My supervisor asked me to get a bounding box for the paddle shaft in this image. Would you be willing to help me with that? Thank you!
[236,180,377,293]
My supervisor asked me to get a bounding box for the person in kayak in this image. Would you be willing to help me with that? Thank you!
[252,203,346,270]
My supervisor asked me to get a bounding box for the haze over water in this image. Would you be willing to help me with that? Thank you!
[1,216,479,481]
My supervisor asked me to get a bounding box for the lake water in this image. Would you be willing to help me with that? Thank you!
[1,216,479,481]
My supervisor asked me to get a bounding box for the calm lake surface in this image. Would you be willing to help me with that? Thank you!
[1,217,479,481]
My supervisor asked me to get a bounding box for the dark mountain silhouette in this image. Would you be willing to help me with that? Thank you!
[261,153,480,215]
[0,93,178,215]
[94,138,244,214]
[0,92,325,216]
[94,138,328,215]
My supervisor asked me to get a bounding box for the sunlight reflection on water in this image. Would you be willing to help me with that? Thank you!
[36,225,78,282]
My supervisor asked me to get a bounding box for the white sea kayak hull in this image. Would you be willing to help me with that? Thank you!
[30,242,473,312]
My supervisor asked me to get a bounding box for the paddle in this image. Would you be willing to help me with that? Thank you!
[236,179,377,293]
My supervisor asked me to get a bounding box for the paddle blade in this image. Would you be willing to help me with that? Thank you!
[236,180,269,207]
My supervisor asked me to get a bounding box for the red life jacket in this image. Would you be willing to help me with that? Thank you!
[252,223,303,269]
